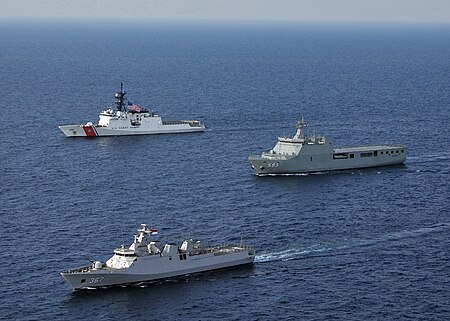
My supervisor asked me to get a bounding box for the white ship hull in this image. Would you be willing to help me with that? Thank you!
[61,247,254,290]
[250,145,407,175]
[59,122,204,137]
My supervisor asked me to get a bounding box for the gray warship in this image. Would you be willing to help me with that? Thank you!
[249,116,407,175]
[61,224,255,290]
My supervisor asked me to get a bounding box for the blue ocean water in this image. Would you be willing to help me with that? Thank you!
[0,20,449,320]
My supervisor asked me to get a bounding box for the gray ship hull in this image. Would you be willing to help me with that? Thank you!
[61,249,254,290]
[250,145,407,175]
[249,116,408,175]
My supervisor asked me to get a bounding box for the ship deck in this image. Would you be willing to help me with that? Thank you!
[62,265,124,274]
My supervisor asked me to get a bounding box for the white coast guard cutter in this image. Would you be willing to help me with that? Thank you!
[59,83,205,137]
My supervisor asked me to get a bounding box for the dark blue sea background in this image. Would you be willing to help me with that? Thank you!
[0,20,449,320]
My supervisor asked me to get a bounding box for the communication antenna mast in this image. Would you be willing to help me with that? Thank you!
[115,82,127,111]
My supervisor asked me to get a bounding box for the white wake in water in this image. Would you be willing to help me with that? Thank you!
[255,245,335,263]
[255,223,450,263]
[407,152,450,163]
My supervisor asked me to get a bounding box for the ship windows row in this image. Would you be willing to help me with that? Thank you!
[116,253,137,257]
[361,150,405,157]
[380,150,405,155]
[333,149,405,159]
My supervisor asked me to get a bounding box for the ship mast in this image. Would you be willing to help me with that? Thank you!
[293,115,307,139]
[114,82,127,112]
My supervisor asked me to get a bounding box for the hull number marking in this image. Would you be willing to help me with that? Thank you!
[89,277,104,284]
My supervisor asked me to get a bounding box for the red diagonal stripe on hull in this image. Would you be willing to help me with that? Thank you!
[82,125,97,137]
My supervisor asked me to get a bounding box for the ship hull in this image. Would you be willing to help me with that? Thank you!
[61,251,254,290]
[249,146,407,175]
[59,123,204,137]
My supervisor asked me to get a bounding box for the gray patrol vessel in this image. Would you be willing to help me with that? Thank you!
[249,116,407,175]
[61,224,254,290]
